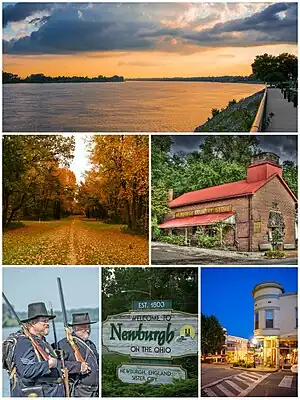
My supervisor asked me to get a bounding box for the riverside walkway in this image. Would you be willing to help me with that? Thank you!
[265,88,297,132]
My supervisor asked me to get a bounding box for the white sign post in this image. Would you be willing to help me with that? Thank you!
[102,310,198,359]
[117,363,187,385]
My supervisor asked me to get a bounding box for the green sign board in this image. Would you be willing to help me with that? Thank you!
[132,299,172,311]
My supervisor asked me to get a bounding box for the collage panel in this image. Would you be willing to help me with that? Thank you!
[2,134,149,266]
[2,2,298,134]
[1,0,299,399]
[101,267,198,397]
[152,135,298,266]
[2,267,99,397]
[200,266,298,397]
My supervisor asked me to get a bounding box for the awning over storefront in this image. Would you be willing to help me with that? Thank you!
[279,332,298,339]
[158,212,235,229]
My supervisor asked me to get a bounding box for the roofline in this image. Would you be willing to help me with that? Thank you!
[169,193,252,209]
[279,292,298,297]
[252,281,285,297]
[169,173,297,209]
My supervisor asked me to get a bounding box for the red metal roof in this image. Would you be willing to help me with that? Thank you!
[169,173,296,208]
[158,212,235,229]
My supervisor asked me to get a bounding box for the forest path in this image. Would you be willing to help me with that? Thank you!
[68,219,77,265]
[3,217,148,265]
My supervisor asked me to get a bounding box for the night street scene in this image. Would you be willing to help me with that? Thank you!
[201,267,298,397]
[152,135,297,265]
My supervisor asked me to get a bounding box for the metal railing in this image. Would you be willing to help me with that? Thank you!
[250,86,268,133]
[282,87,298,107]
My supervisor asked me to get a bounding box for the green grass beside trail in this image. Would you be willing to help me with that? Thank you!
[102,354,198,397]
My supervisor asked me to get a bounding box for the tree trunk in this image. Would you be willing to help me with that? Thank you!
[5,193,27,228]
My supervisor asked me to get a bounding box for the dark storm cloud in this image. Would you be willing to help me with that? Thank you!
[182,2,297,46]
[3,2,298,54]
[170,135,298,164]
[4,19,154,54]
[3,3,54,27]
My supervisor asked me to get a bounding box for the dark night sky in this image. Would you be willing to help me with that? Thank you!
[171,135,298,164]
[201,267,298,340]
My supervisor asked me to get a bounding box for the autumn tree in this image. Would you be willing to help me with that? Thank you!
[84,135,149,235]
[2,135,75,228]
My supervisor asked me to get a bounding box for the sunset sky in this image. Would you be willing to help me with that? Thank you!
[3,2,298,78]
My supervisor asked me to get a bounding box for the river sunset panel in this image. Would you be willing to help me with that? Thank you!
[3,81,264,132]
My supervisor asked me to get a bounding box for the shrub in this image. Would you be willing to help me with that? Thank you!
[158,234,186,246]
[265,249,285,259]
[228,99,237,107]
[211,108,220,117]
[195,227,220,248]
[102,355,198,397]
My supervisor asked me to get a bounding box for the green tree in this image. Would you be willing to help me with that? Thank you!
[199,135,260,164]
[252,53,298,82]
[282,160,298,197]
[102,267,198,320]
[201,314,226,358]
[2,135,75,228]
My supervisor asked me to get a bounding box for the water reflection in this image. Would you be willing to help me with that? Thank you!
[3,82,264,132]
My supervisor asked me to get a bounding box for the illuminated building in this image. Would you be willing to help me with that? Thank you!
[252,281,298,368]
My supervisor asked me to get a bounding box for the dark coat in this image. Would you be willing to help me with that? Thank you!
[11,335,68,397]
[58,335,99,397]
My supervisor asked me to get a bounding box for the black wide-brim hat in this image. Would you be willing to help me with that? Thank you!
[68,313,97,326]
[20,302,56,323]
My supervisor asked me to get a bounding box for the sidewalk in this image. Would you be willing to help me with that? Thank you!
[231,366,278,373]
[265,88,297,132]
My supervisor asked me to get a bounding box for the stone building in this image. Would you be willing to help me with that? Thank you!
[252,281,298,368]
[158,152,297,252]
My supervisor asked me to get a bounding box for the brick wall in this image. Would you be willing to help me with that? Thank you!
[169,175,296,252]
[251,176,296,251]
[170,196,251,251]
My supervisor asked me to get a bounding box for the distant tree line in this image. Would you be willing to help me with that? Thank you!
[129,75,262,83]
[3,71,124,84]
[252,53,298,83]
[3,302,99,327]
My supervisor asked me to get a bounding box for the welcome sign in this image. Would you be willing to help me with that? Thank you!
[102,310,198,359]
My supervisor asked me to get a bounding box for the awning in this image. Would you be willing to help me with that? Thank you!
[279,332,298,339]
[158,212,235,229]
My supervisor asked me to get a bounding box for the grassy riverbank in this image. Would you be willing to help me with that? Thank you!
[195,90,264,132]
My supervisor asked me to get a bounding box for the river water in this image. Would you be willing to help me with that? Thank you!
[2,323,99,397]
[3,81,264,132]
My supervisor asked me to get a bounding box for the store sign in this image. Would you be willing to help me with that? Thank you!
[175,205,232,219]
[102,310,198,359]
[117,364,187,385]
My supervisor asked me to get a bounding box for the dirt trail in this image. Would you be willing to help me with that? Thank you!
[3,217,148,265]
[68,219,77,265]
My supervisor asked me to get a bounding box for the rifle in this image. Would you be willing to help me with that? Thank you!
[49,303,70,398]
[2,292,50,361]
[57,278,85,363]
